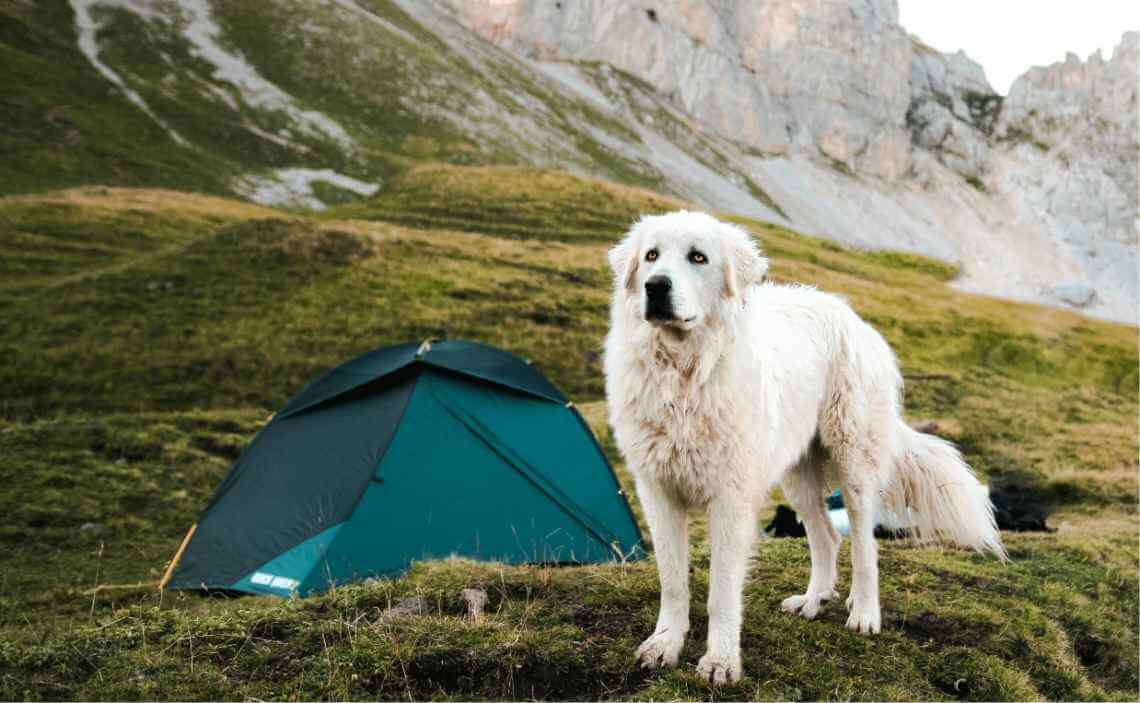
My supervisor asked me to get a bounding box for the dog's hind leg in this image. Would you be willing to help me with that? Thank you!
[840,462,883,634]
[779,448,841,620]
[827,418,891,634]
[818,330,899,634]
[633,476,690,670]
[828,408,893,634]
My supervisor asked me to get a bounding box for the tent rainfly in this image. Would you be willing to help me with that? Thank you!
[164,340,644,596]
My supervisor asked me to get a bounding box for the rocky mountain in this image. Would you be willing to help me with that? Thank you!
[2,0,1136,322]
[436,1,1138,323]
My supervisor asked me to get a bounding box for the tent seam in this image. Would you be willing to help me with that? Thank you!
[429,388,621,557]
[302,369,426,591]
[566,404,646,558]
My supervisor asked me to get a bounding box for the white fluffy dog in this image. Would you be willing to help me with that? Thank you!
[603,211,1005,685]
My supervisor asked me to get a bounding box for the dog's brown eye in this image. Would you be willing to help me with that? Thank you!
[689,250,708,265]
[645,249,658,262]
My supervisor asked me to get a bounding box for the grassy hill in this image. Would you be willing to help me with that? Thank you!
[2,0,780,216]
[1,164,1136,700]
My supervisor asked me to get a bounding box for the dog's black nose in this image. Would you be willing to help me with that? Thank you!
[645,275,672,299]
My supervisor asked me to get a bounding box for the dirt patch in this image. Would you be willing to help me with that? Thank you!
[280,226,377,265]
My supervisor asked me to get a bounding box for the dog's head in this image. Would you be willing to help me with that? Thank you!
[608,211,768,331]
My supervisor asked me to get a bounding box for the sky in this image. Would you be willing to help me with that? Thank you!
[898,1,1139,94]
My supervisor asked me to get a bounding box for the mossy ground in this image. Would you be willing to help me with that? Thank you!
[1,165,1136,700]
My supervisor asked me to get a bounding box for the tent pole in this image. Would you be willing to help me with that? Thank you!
[158,522,197,591]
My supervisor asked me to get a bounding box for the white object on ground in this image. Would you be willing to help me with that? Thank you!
[235,168,379,211]
[828,482,991,536]
[827,508,850,536]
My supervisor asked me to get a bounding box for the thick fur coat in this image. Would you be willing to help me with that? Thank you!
[603,211,1004,685]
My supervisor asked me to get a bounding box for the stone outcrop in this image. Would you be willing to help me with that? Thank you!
[907,44,1001,184]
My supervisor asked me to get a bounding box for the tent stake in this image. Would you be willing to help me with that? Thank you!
[158,523,197,591]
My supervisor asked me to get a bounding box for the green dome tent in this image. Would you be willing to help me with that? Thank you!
[163,340,644,597]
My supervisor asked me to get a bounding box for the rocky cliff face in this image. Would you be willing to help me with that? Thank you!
[441,0,914,179]
[439,1,1138,323]
[991,32,1139,315]
[908,45,1000,184]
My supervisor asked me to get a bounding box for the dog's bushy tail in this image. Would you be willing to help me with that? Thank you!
[882,421,1007,560]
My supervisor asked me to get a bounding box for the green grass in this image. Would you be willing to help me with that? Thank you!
[0,2,239,196]
[2,527,1135,700]
[326,164,683,241]
[0,168,1136,699]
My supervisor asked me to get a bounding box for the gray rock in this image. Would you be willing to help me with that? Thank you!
[379,595,430,621]
[80,522,104,533]
[1053,283,1097,307]
[461,588,489,622]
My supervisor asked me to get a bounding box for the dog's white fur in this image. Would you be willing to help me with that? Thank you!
[604,211,1005,685]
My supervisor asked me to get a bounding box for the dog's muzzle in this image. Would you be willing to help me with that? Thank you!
[644,275,675,321]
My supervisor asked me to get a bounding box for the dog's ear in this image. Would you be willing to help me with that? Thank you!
[722,229,768,299]
[608,233,641,293]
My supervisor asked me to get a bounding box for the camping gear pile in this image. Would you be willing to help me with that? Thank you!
[765,481,1054,539]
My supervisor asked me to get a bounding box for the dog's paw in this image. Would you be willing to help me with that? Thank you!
[845,601,881,635]
[696,651,742,685]
[780,588,839,620]
[634,629,684,670]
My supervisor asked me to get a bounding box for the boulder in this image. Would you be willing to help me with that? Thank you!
[461,588,489,622]
[1052,283,1097,307]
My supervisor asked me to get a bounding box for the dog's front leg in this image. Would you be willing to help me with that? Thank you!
[633,475,689,670]
[697,493,757,685]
